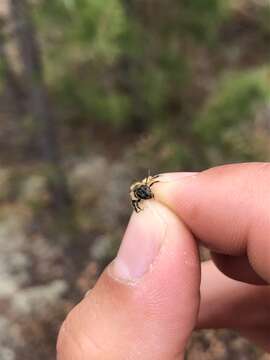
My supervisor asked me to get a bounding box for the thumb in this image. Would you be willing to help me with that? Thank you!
[57,200,200,360]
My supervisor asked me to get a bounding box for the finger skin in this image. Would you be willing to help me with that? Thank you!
[57,201,200,360]
[156,163,270,283]
[210,252,267,285]
[199,261,270,351]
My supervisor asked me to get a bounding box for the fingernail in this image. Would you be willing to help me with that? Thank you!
[110,201,167,282]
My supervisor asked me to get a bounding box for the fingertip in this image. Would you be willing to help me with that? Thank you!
[155,164,270,284]
[154,172,198,215]
[155,166,251,254]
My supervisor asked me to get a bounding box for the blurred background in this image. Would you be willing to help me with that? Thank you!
[1,0,270,358]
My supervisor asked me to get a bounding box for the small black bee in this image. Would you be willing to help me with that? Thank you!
[130,174,159,212]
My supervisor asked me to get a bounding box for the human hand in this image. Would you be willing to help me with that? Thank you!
[157,163,270,351]
[57,163,270,359]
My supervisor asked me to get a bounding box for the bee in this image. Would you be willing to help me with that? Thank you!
[129,173,160,213]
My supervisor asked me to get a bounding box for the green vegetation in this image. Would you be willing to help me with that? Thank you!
[196,69,270,161]
[27,0,270,168]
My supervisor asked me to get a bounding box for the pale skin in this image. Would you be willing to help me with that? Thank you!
[57,163,270,359]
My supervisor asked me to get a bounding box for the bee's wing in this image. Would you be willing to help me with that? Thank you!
[130,182,141,191]
[141,177,148,185]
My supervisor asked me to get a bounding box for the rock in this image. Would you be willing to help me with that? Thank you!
[0,316,17,360]
[11,280,67,316]
[0,275,18,297]
[0,347,15,360]
[0,206,32,295]
[98,160,134,227]
[19,175,49,207]
[69,156,108,205]
[91,234,114,261]
[0,168,11,201]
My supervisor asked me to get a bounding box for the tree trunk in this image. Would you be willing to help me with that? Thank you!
[9,0,72,214]
[0,16,25,116]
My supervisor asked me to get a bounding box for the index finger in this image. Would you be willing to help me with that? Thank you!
[155,163,270,283]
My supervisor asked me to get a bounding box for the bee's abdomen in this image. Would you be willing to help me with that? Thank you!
[135,185,152,199]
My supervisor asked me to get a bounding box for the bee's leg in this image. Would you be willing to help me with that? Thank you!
[149,180,159,187]
[148,174,160,187]
[137,200,143,211]
[132,200,142,213]
[132,200,138,212]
